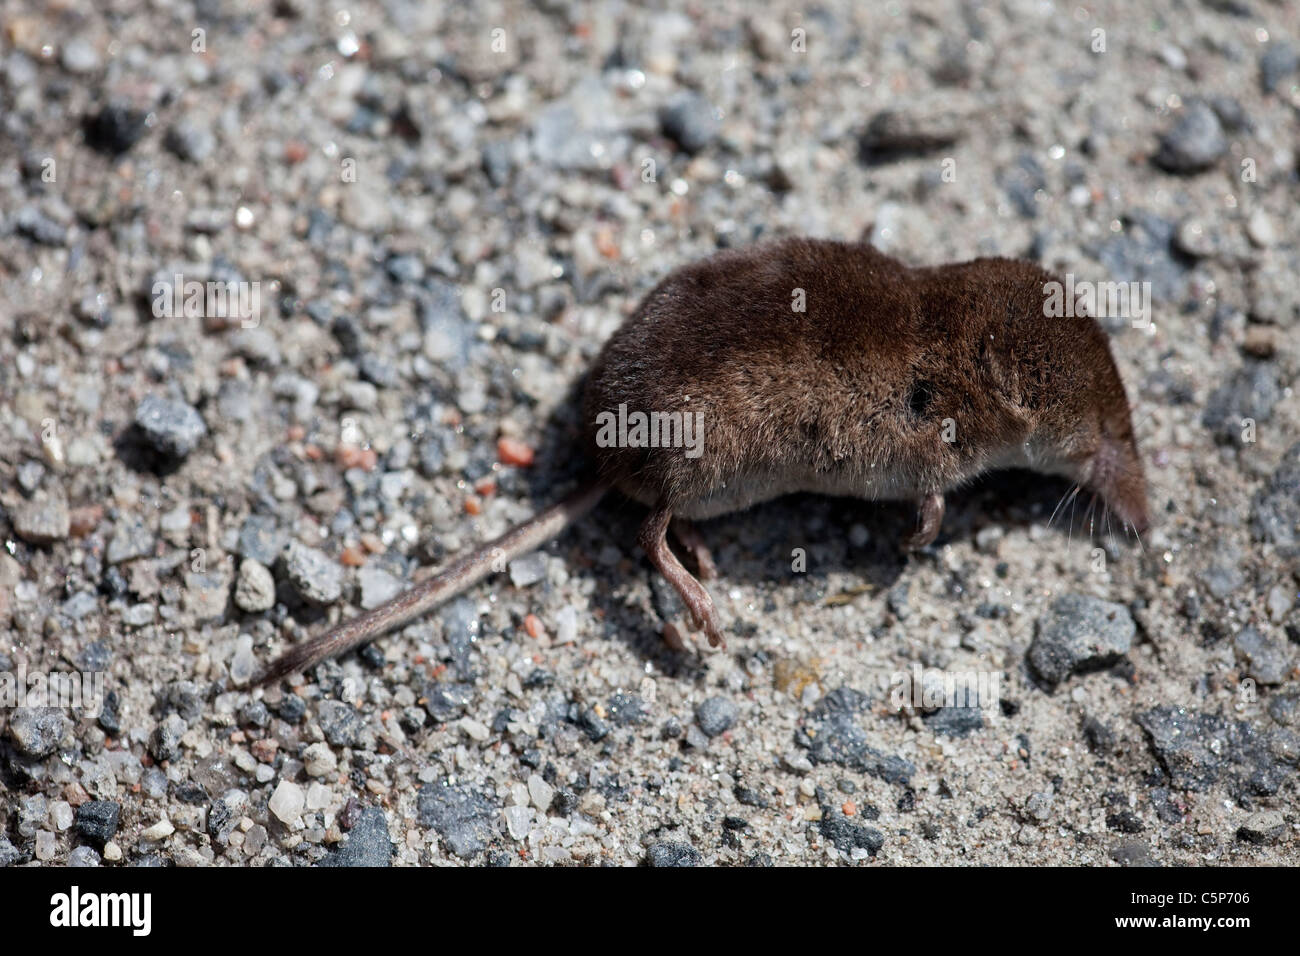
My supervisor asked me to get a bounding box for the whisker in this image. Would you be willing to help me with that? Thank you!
[1048,483,1081,530]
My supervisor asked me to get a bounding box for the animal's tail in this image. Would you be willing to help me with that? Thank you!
[255,479,609,685]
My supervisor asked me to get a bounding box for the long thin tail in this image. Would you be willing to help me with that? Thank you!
[255,479,609,685]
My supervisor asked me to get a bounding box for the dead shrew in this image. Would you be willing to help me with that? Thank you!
[258,237,1149,682]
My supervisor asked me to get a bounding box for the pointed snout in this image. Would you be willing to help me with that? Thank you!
[1089,436,1151,534]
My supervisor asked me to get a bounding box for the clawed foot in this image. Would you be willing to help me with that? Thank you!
[641,504,727,651]
[902,493,945,551]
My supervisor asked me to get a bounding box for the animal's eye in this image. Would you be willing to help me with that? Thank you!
[906,380,934,417]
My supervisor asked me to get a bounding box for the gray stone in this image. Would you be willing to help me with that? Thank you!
[60,39,101,74]
[164,119,216,162]
[417,782,497,859]
[106,514,154,563]
[795,688,915,783]
[237,514,285,565]
[695,696,738,737]
[659,91,720,154]
[1137,706,1294,797]
[1253,443,1300,555]
[284,541,342,606]
[1237,810,1285,844]
[234,559,276,613]
[1259,42,1298,94]
[645,841,701,866]
[317,700,361,747]
[1233,628,1291,685]
[318,807,394,866]
[150,713,187,762]
[8,707,71,757]
[358,564,403,609]
[1202,361,1280,445]
[10,493,70,544]
[1027,594,1135,686]
[133,394,207,458]
[1154,101,1226,173]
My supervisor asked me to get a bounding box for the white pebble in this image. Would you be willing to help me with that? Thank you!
[268,780,306,825]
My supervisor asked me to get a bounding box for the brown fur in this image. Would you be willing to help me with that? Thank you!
[583,237,1148,531]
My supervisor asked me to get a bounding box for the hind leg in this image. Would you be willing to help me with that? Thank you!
[670,516,717,580]
[640,503,726,648]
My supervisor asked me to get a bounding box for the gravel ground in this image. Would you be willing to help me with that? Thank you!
[1,0,1298,867]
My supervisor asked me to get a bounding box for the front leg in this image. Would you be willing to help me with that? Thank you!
[902,493,945,550]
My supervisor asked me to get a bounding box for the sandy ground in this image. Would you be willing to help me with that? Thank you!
[1,0,1298,866]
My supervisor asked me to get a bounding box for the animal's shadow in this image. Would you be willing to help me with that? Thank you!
[519,381,1090,671]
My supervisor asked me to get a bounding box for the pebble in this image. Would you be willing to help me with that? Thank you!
[645,841,701,867]
[1246,210,1276,248]
[508,552,547,588]
[1027,594,1135,686]
[659,91,720,154]
[68,845,101,867]
[165,119,217,162]
[1252,442,1300,555]
[1236,810,1285,845]
[283,541,343,605]
[318,807,393,866]
[527,773,555,812]
[303,742,338,777]
[695,696,738,737]
[859,108,967,161]
[60,39,101,74]
[317,700,361,747]
[1154,101,1226,173]
[133,394,208,459]
[8,707,70,757]
[150,713,187,762]
[795,688,915,784]
[1201,361,1280,445]
[459,716,491,742]
[75,801,121,846]
[1259,42,1298,94]
[358,564,403,609]
[83,103,148,154]
[417,782,497,859]
[141,817,175,841]
[268,780,306,825]
[504,805,533,840]
[1233,627,1291,686]
[10,493,70,543]
[234,559,277,612]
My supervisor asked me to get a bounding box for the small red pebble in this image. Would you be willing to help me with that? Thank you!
[842,800,857,817]
[464,496,482,515]
[68,504,104,537]
[336,444,378,471]
[474,476,497,497]
[284,141,309,164]
[524,614,544,639]
[340,545,366,567]
[304,443,323,461]
[497,437,535,467]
